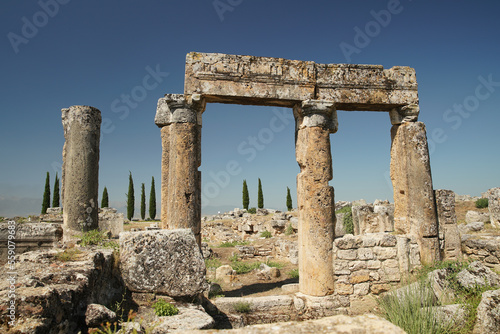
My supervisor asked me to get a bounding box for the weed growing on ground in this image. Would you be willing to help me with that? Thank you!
[288,269,299,279]
[205,258,222,269]
[260,230,272,238]
[218,240,249,248]
[153,299,179,316]
[54,248,82,262]
[231,260,261,274]
[247,207,257,214]
[284,224,294,235]
[234,301,251,313]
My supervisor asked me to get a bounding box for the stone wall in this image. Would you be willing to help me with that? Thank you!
[461,235,500,270]
[333,233,420,297]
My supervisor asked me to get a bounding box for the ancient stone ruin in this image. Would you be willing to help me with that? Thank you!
[155,52,438,296]
[61,105,101,239]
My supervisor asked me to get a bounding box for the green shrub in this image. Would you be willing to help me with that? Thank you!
[234,301,251,313]
[284,224,294,235]
[247,207,257,214]
[260,230,272,238]
[205,258,222,269]
[378,280,451,334]
[153,299,179,317]
[288,269,299,279]
[231,261,261,274]
[475,198,489,208]
[266,261,284,269]
[229,253,240,262]
[336,206,353,234]
[55,248,81,262]
[218,240,249,248]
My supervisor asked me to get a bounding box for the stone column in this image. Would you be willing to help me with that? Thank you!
[390,105,440,264]
[155,94,205,245]
[294,100,337,296]
[434,189,462,261]
[61,105,101,239]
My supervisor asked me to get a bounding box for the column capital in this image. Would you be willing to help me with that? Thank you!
[389,103,419,125]
[294,100,338,133]
[155,94,206,127]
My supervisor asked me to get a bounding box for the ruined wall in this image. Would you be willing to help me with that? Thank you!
[333,233,420,297]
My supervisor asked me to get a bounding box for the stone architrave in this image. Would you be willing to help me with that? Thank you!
[155,94,205,245]
[434,189,462,261]
[390,120,440,264]
[61,105,101,238]
[294,100,337,296]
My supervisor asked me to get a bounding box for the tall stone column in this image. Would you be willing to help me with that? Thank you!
[61,105,101,239]
[155,94,205,245]
[294,100,337,296]
[390,105,440,264]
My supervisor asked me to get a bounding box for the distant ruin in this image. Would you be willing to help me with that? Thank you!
[155,52,439,296]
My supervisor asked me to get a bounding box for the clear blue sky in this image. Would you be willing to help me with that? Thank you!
[1,0,499,217]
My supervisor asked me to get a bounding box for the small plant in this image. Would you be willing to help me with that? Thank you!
[378,280,451,334]
[78,229,108,246]
[260,230,272,238]
[247,207,257,214]
[153,299,179,317]
[218,240,248,248]
[229,253,240,262]
[266,260,284,269]
[205,258,222,269]
[288,269,299,279]
[475,198,489,208]
[55,248,82,262]
[231,261,261,274]
[284,223,294,235]
[0,217,4,223]
[336,206,353,234]
[234,301,251,313]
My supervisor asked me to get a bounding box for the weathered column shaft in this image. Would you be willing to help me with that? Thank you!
[155,94,204,245]
[294,100,337,296]
[390,119,440,264]
[61,105,101,238]
[434,189,462,261]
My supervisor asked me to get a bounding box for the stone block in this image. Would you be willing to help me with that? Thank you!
[184,52,417,110]
[357,248,374,260]
[349,261,367,271]
[487,188,500,228]
[373,246,397,260]
[473,289,500,334]
[337,249,357,260]
[335,282,354,295]
[370,284,391,295]
[119,229,207,297]
[98,209,124,238]
[466,211,490,224]
[335,235,363,249]
[367,260,382,270]
[350,270,370,284]
[353,283,370,296]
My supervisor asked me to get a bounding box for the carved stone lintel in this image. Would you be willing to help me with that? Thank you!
[294,100,338,133]
[155,94,206,127]
[389,104,419,125]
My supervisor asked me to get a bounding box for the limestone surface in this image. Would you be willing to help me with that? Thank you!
[487,187,500,228]
[181,314,406,334]
[434,189,462,261]
[294,100,336,296]
[156,94,205,245]
[119,229,207,297]
[185,52,418,111]
[85,304,117,328]
[390,122,439,264]
[61,105,101,237]
[473,289,500,334]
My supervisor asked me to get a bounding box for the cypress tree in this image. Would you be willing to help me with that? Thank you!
[127,172,135,220]
[52,173,60,208]
[286,187,293,211]
[149,177,156,220]
[101,187,109,208]
[257,178,264,209]
[41,172,50,214]
[242,179,249,210]
[140,183,146,220]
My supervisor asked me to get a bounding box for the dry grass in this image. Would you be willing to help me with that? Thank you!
[454,201,489,224]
